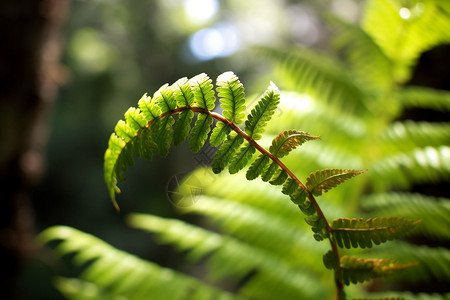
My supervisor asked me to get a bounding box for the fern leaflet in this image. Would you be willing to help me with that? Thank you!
[189,114,213,153]
[190,73,215,110]
[216,71,246,124]
[269,130,320,158]
[244,82,280,140]
[306,168,366,196]
[331,217,422,249]
[340,255,418,285]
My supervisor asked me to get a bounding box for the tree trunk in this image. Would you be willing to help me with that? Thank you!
[0,0,68,298]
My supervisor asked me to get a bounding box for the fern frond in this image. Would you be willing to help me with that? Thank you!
[190,73,215,110]
[362,0,450,83]
[269,168,288,185]
[173,109,194,146]
[269,130,320,158]
[246,154,270,180]
[261,161,280,182]
[331,217,421,249]
[154,115,175,157]
[137,93,160,121]
[216,71,246,124]
[189,113,213,153]
[340,255,418,285]
[39,226,238,300]
[258,47,367,113]
[211,132,244,174]
[210,121,231,147]
[380,121,450,152]
[364,241,450,284]
[306,169,366,196]
[228,144,256,174]
[244,82,280,140]
[182,195,326,271]
[172,77,195,107]
[395,86,450,112]
[153,83,177,113]
[330,16,393,92]
[128,213,326,300]
[372,146,450,189]
[361,193,450,240]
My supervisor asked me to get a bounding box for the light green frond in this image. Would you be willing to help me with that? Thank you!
[372,146,450,189]
[154,115,175,157]
[189,113,213,153]
[211,132,244,174]
[362,0,450,83]
[38,226,239,300]
[182,195,326,271]
[330,16,393,92]
[137,93,160,121]
[361,193,450,240]
[210,121,231,147]
[258,47,368,114]
[173,109,194,146]
[128,213,327,300]
[244,82,280,140]
[153,83,177,113]
[379,121,450,152]
[172,77,194,107]
[216,71,246,124]
[395,86,450,112]
[365,241,450,284]
[190,73,215,110]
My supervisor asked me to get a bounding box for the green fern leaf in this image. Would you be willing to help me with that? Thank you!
[154,83,177,113]
[154,116,175,157]
[172,77,194,107]
[189,114,213,153]
[261,161,279,182]
[138,93,160,121]
[331,217,422,249]
[128,213,326,300]
[361,193,450,240]
[244,82,280,140]
[228,144,256,174]
[216,71,246,124]
[190,73,215,110]
[340,255,418,285]
[173,110,194,146]
[323,250,338,270]
[366,241,450,284]
[124,107,147,131]
[246,154,270,180]
[114,119,136,142]
[395,86,450,112]
[269,168,288,185]
[269,130,320,158]
[282,178,298,196]
[209,122,231,147]
[39,226,239,300]
[306,169,366,196]
[211,132,244,174]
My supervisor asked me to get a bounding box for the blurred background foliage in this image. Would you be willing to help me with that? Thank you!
[24,0,449,299]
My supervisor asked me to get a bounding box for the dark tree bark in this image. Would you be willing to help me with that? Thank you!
[0,0,68,298]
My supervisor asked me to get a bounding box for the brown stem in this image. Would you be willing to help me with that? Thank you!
[144,105,344,296]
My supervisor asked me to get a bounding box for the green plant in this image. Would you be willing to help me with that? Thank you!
[39,0,450,299]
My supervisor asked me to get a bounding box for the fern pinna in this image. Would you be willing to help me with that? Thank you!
[102,71,421,299]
